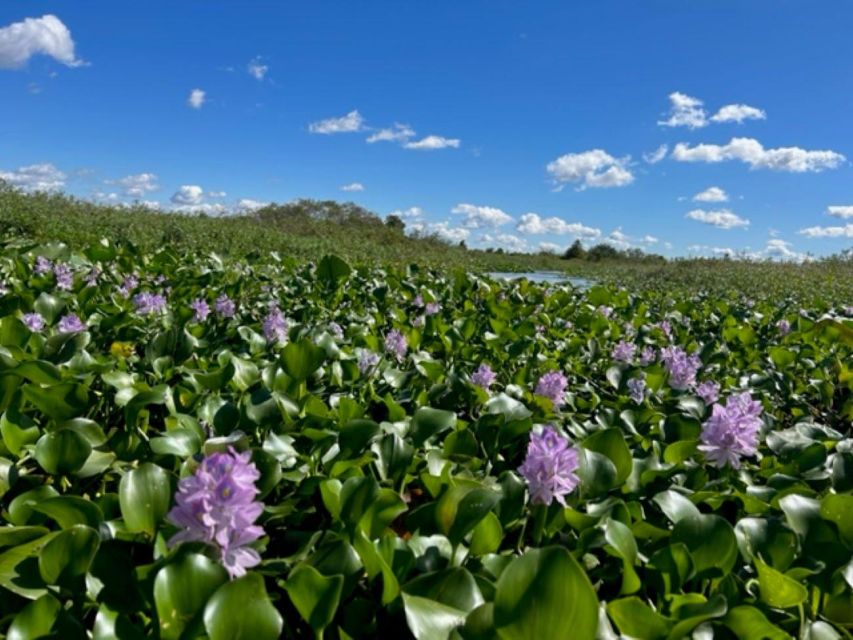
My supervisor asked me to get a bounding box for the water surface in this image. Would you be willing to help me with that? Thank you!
[487,271,593,289]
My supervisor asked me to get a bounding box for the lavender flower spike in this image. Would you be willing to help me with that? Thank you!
[611,340,636,363]
[215,294,236,319]
[57,314,85,333]
[696,380,720,405]
[190,298,210,322]
[660,346,701,391]
[263,306,288,343]
[518,426,580,506]
[384,329,408,362]
[23,312,46,332]
[698,392,763,469]
[471,363,496,390]
[627,377,647,404]
[535,371,568,408]
[167,447,265,579]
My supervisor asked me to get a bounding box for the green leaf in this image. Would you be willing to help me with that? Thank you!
[34,428,92,475]
[402,593,468,640]
[285,564,344,633]
[754,556,807,609]
[671,514,738,578]
[7,593,61,640]
[154,553,228,640]
[1,409,40,456]
[34,292,65,324]
[38,524,100,585]
[317,254,352,286]
[410,407,456,447]
[31,495,103,529]
[820,494,853,546]
[607,597,672,639]
[22,382,89,420]
[281,339,326,382]
[435,485,500,546]
[470,512,503,556]
[204,573,283,640]
[339,476,380,531]
[583,428,632,485]
[119,462,172,536]
[722,605,790,640]
[493,546,599,640]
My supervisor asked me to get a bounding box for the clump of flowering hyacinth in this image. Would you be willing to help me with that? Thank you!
[133,292,167,315]
[215,294,236,319]
[23,313,45,332]
[263,306,288,343]
[412,295,424,308]
[471,363,496,390]
[53,263,74,291]
[57,314,85,333]
[190,298,210,322]
[34,256,52,276]
[611,340,636,363]
[597,305,613,319]
[85,268,100,287]
[627,376,647,404]
[358,351,380,374]
[535,371,568,408]
[425,302,441,316]
[118,275,138,297]
[660,346,701,391]
[640,346,657,366]
[518,426,580,506]
[699,392,763,469]
[384,330,408,362]
[329,322,344,340]
[696,380,720,405]
[167,448,265,579]
[777,319,791,336]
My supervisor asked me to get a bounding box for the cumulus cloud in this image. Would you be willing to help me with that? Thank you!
[643,144,668,164]
[539,242,562,253]
[827,206,853,219]
[110,173,160,198]
[672,137,844,173]
[481,233,528,252]
[188,89,206,109]
[658,92,708,129]
[247,57,268,81]
[798,223,853,238]
[308,110,365,134]
[546,150,634,190]
[685,208,750,229]
[710,104,766,124]
[389,207,424,219]
[171,185,204,205]
[0,15,85,69]
[693,186,728,202]
[515,213,601,238]
[236,198,270,212]
[173,203,228,215]
[688,244,736,257]
[452,203,513,228]
[641,235,659,244]
[366,123,415,144]
[0,163,66,191]
[340,182,364,192]
[403,135,460,150]
[424,221,470,243]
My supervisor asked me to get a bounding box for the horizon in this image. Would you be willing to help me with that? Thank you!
[2,2,853,260]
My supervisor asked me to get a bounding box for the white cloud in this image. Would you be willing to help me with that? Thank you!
[761,238,806,261]
[481,233,528,252]
[452,203,513,228]
[515,213,601,238]
[340,182,364,192]
[693,186,728,202]
[688,244,736,257]
[643,144,668,164]
[0,163,66,191]
[672,137,844,172]
[539,242,562,253]
[389,206,424,219]
[425,221,470,243]
[366,123,415,144]
[208,190,227,198]
[685,208,750,229]
[710,104,766,124]
[403,135,460,150]
[546,149,634,190]
[111,173,159,198]
[236,198,269,212]
[658,92,707,129]
[171,185,204,205]
[188,89,206,109]
[308,110,365,134]
[0,15,84,69]
[827,206,853,219]
[173,203,228,216]
[247,57,268,81]
[641,234,659,244]
[798,223,853,238]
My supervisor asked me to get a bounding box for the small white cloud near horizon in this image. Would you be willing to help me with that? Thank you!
[643,144,668,164]
[452,203,513,228]
[247,57,268,81]
[403,135,460,150]
[798,223,853,238]
[0,15,85,69]
[686,208,750,229]
[367,123,415,144]
[672,137,844,173]
[340,182,364,192]
[171,185,204,205]
[693,186,729,202]
[308,110,365,134]
[516,213,601,238]
[539,241,562,253]
[827,205,853,219]
[547,149,634,190]
[0,162,66,191]
[187,89,206,109]
[111,173,159,198]
[658,92,708,129]
[416,221,469,243]
[389,207,424,219]
[710,104,766,124]
[236,198,270,212]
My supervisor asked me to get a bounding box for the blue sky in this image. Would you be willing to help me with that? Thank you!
[1,1,852,259]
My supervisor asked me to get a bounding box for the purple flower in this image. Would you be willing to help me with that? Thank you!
[640,346,657,366]
[215,294,236,319]
[23,312,45,332]
[53,264,73,291]
[696,380,720,405]
[34,256,53,276]
[190,299,210,322]
[611,340,636,363]
[518,426,580,506]
[263,306,288,343]
[425,302,441,316]
[358,351,380,374]
[118,275,139,297]
[133,292,167,315]
[535,371,568,408]
[329,322,344,340]
[57,314,85,333]
[471,364,496,390]
[384,330,408,362]
[597,305,613,319]
[777,319,791,336]
[412,315,425,328]
[627,377,647,404]
[85,268,100,287]
[658,320,673,341]
[660,346,701,391]
[698,392,763,469]
[167,447,265,579]
[413,295,424,308]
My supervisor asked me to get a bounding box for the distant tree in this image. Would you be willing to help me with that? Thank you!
[586,243,620,262]
[385,215,405,232]
[459,240,467,249]
[562,239,586,260]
